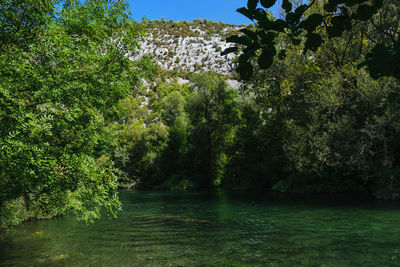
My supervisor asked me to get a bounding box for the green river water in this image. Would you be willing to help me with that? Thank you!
[1,190,400,266]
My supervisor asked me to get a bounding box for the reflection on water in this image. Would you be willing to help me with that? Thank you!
[1,190,400,266]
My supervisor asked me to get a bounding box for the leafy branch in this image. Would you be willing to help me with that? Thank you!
[223,0,399,80]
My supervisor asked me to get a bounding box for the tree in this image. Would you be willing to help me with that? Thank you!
[224,12,400,198]
[0,0,55,50]
[224,0,399,80]
[0,0,144,227]
[186,72,241,186]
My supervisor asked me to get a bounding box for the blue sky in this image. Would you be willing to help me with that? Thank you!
[126,0,275,25]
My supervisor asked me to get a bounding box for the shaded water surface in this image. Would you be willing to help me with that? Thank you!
[1,190,400,266]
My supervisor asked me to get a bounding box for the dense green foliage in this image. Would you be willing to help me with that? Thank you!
[1,0,399,228]
[113,72,239,189]
[111,0,399,200]
[224,0,399,80]
[0,0,144,227]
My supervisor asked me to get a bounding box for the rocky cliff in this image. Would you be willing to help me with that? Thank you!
[133,19,245,78]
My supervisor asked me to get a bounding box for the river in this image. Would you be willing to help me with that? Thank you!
[1,190,400,266]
